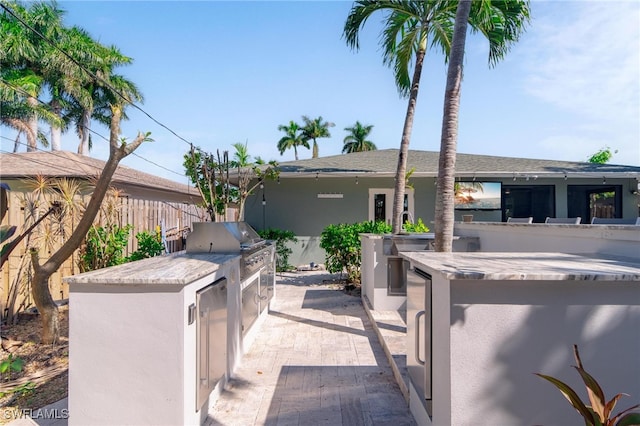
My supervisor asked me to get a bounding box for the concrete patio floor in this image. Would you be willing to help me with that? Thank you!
[205,270,415,426]
[15,270,413,426]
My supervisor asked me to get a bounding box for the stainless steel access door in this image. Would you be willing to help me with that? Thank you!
[406,266,432,414]
[196,277,228,411]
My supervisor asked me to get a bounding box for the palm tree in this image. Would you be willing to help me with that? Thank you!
[434,0,530,251]
[0,1,65,151]
[277,120,308,160]
[344,0,530,235]
[57,27,142,155]
[342,121,376,153]
[301,115,334,158]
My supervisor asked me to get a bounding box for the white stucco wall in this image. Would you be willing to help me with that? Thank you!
[67,254,240,426]
[455,223,640,259]
[446,279,640,426]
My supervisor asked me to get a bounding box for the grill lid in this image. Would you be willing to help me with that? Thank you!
[186,222,263,253]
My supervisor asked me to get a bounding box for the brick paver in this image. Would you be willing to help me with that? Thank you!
[206,273,416,426]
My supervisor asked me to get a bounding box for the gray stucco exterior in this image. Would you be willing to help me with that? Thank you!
[240,150,640,265]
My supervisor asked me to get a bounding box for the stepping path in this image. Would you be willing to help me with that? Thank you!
[206,272,416,426]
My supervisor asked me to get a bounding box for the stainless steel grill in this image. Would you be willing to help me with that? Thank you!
[185,221,274,281]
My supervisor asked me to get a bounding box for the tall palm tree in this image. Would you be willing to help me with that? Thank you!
[344,0,530,234]
[57,27,142,155]
[277,120,308,161]
[434,0,530,252]
[342,121,376,153]
[301,115,334,158]
[0,1,65,151]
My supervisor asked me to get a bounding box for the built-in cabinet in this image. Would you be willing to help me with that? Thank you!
[400,251,640,426]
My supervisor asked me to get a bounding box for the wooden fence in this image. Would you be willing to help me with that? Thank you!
[1,192,210,323]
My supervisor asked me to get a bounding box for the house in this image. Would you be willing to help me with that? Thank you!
[0,150,206,321]
[242,149,640,265]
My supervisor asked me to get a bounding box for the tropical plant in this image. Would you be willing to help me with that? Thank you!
[342,121,377,153]
[301,115,334,158]
[277,120,309,160]
[535,345,640,426]
[258,228,298,272]
[79,224,132,271]
[344,0,531,239]
[184,148,233,221]
[320,220,391,283]
[0,1,64,151]
[127,229,165,262]
[434,0,530,251]
[0,1,142,154]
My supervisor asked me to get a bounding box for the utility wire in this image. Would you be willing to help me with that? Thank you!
[1,2,205,152]
[0,78,186,177]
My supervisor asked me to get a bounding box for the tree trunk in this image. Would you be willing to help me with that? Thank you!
[30,105,148,343]
[27,96,39,152]
[77,109,91,155]
[434,0,471,252]
[30,252,59,344]
[50,99,62,151]
[312,139,319,159]
[391,47,426,234]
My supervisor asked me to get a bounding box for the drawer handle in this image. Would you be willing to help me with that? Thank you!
[415,310,426,366]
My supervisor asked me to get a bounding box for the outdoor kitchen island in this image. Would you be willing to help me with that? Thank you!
[65,249,272,425]
[399,251,640,426]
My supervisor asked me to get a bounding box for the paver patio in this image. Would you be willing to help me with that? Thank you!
[206,271,415,426]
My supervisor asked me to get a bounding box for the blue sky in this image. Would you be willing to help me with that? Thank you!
[3,1,639,183]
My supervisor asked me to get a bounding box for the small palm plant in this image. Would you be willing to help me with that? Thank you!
[535,345,640,426]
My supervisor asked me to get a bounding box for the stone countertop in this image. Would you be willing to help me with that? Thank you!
[399,252,640,281]
[64,252,239,285]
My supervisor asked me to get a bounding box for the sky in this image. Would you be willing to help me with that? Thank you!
[2,0,639,184]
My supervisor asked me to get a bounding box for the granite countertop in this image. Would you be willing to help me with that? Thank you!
[399,252,640,281]
[64,252,238,285]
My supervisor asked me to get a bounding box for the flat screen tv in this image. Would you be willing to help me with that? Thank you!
[454,181,502,210]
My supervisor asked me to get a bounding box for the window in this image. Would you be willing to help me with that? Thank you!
[368,188,414,225]
[502,185,555,223]
[567,185,622,223]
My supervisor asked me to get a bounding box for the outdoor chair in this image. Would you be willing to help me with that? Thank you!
[545,217,581,224]
[590,217,640,225]
[507,217,533,223]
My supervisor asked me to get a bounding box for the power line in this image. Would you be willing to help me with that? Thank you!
[0,2,206,154]
[1,78,186,177]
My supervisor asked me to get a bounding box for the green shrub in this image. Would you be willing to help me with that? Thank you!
[403,217,430,233]
[258,228,297,272]
[320,220,391,283]
[128,230,165,262]
[80,224,132,272]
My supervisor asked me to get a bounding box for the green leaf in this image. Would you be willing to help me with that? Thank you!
[535,373,596,424]
[573,365,606,421]
[615,411,640,426]
[0,225,17,243]
[10,357,23,372]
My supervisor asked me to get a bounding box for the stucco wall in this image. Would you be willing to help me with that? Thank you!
[446,278,640,426]
[455,222,640,259]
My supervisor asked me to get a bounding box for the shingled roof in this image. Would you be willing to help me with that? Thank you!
[274,149,640,179]
[0,151,196,196]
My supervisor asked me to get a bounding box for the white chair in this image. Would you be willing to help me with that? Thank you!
[507,217,533,223]
[545,217,581,224]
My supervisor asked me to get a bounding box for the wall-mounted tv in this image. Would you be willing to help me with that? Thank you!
[454,181,502,210]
